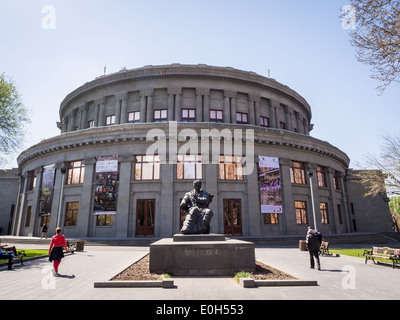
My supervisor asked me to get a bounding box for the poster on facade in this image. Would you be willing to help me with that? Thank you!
[93,156,118,215]
[258,156,282,214]
[39,164,56,215]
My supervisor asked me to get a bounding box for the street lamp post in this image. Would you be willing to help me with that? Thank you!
[308,171,317,230]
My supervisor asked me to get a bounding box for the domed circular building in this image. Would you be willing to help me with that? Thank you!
[9,64,392,239]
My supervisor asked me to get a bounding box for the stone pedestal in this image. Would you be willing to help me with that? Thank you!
[149,234,255,276]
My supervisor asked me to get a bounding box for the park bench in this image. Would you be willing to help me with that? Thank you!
[320,241,331,255]
[1,246,26,267]
[66,241,76,254]
[363,246,400,269]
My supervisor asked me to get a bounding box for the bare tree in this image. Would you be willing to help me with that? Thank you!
[354,132,400,197]
[344,0,400,94]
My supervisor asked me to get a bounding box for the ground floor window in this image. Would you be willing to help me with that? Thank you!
[264,213,279,224]
[96,214,113,226]
[136,199,155,237]
[295,201,308,224]
[64,202,79,226]
[40,215,50,227]
[320,202,329,224]
[25,206,32,228]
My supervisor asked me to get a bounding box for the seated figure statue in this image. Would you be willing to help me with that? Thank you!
[180,180,214,234]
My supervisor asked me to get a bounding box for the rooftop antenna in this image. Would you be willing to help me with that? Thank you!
[268,69,271,78]
[104,64,107,76]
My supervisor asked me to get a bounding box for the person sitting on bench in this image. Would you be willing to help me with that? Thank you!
[0,248,15,270]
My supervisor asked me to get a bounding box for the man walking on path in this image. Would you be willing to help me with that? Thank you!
[306,227,321,270]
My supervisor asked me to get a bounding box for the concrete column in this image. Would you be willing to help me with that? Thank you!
[248,100,255,125]
[67,109,76,132]
[303,118,308,134]
[205,164,219,234]
[223,95,230,123]
[98,98,106,127]
[196,94,203,122]
[50,163,67,232]
[254,101,261,126]
[268,100,277,129]
[115,99,121,125]
[14,176,28,236]
[326,167,338,233]
[175,94,181,122]
[93,103,99,127]
[203,94,210,122]
[295,112,303,134]
[168,93,174,121]
[147,95,154,122]
[115,156,133,238]
[120,93,128,124]
[160,163,174,237]
[231,97,237,124]
[279,159,294,235]
[247,156,261,236]
[61,116,68,133]
[76,158,95,237]
[284,105,292,131]
[27,167,43,237]
[80,103,88,129]
[140,95,147,123]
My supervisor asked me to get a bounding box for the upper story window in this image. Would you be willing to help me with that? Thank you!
[128,111,140,123]
[210,110,223,123]
[333,171,340,190]
[280,122,286,130]
[290,161,306,184]
[316,166,327,187]
[177,155,203,180]
[236,112,248,124]
[88,120,94,128]
[295,201,308,224]
[27,170,36,191]
[105,115,115,126]
[219,156,244,180]
[260,116,270,127]
[182,109,196,122]
[154,109,168,122]
[134,155,160,180]
[66,160,85,185]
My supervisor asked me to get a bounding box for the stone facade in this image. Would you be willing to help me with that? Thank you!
[7,64,393,238]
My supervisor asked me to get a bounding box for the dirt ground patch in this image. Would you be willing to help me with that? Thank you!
[112,254,296,281]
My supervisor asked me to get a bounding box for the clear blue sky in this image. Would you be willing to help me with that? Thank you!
[1,0,399,168]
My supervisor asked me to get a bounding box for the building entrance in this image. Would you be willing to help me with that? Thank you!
[136,199,155,237]
[223,199,242,236]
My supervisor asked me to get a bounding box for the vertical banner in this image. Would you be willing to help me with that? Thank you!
[93,156,118,215]
[39,164,56,215]
[258,156,282,214]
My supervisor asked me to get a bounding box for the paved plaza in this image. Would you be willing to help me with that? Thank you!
[0,238,399,301]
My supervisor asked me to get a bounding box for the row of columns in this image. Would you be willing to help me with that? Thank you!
[12,156,351,238]
[61,89,311,134]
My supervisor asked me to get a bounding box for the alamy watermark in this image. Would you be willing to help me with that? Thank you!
[341,5,356,30]
[341,265,356,290]
[42,5,56,30]
[145,122,255,176]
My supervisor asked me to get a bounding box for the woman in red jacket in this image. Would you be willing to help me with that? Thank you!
[48,227,67,276]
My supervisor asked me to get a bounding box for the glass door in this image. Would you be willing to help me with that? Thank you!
[136,199,155,237]
[223,199,242,236]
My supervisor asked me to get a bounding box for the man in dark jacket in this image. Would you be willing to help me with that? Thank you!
[306,228,321,270]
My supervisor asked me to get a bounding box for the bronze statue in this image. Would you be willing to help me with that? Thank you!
[180,180,214,234]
